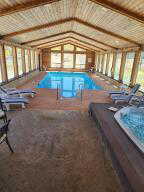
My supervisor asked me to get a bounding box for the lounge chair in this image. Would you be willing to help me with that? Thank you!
[0,120,14,153]
[111,93,135,104]
[0,96,29,111]
[108,84,140,96]
[0,86,36,98]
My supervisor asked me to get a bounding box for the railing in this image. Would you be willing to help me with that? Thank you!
[56,83,84,103]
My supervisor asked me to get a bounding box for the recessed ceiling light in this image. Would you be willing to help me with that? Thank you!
[115,40,119,44]
[101,7,107,12]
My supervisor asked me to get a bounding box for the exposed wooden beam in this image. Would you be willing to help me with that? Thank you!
[21,31,72,45]
[22,30,117,49]
[72,31,117,49]
[2,17,139,46]
[0,0,60,17]
[39,40,98,52]
[69,37,106,51]
[3,18,73,39]
[75,18,139,45]
[90,0,144,24]
[33,36,105,51]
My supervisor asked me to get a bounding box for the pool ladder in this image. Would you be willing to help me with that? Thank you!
[56,83,84,103]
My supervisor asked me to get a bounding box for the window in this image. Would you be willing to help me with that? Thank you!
[75,54,86,69]
[51,52,61,68]
[0,45,3,82]
[17,48,23,76]
[114,53,122,80]
[25,49,29,73]
[63,53,73,68]
[64,44,74,51]
[123,52,135,85]
[5,45,14,79]
[108,53,113,77]
[102,54,107,74]
[136,51,144,91]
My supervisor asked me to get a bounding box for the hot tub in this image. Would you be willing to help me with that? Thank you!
[114,106,144,153]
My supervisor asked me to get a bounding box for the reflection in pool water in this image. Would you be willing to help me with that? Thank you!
[36,72,102,98]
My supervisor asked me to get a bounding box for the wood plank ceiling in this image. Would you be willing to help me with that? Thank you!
[0,0,144,51]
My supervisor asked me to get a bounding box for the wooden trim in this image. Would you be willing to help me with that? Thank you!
[89,0,144,24]
[0,0,60,17]
[13,46,18,77]
[105,53,110,75]
[130,49,141,86]
[111,52,117,78]
[2,17,139,46]
[0,44,8,81]
[119,52,127,82]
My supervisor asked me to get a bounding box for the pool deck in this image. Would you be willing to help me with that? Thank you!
[0,71,131,192]
[17,71,112,111]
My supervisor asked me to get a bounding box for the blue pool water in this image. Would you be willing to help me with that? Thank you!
[36,72,102,98]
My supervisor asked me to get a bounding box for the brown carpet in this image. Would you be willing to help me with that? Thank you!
[0,110,122,192]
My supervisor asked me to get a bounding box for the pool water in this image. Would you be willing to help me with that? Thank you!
[114,106,144,153]
[36,72,102,98]
[121,107,144,143]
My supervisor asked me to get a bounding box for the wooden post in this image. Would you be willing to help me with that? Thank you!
[130,49,141,86]
[100,54,105,73]
[13,46,18,77]
[97,54,100,72]
[111,52,116,79]
[22,48,26,74]
[95,53,98,71]
[73,45,76,69]
[33,50,35,70]
[28,49,31,71]
[0,44,8,82]
[119,51,127,82]
[105,53,110,76]
[61,45,64,68]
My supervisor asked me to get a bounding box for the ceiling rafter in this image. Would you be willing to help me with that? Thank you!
[72,31,117,49]
[2,18,73,39]
[89,0,144,24]
[22,30,116,49]
[33,36,104,51]
[38,40,99,52]
[74,18,139,45]
[21,31,72,45]
[2,17,140,46]
[0,0,61,17]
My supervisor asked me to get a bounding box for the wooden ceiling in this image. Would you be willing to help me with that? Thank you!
[0,0,144,51]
